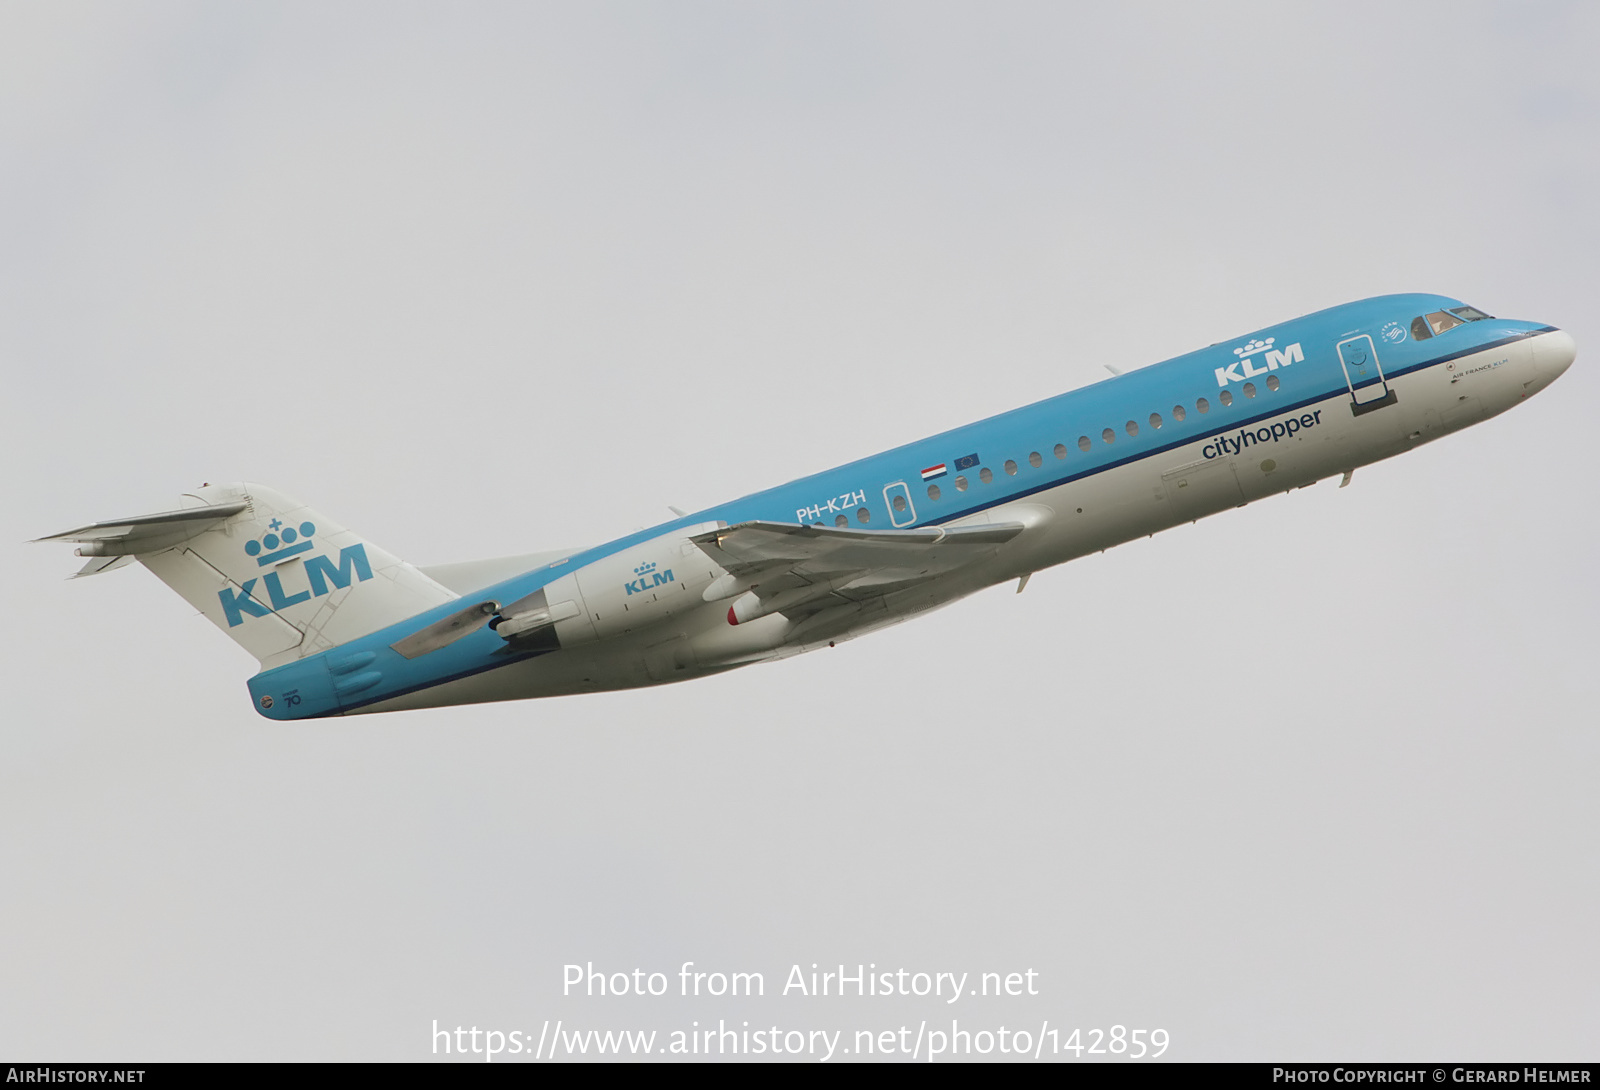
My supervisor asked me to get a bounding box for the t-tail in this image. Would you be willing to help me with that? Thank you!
[37,483,457,669]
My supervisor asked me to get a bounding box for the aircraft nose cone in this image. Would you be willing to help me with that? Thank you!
[1536,328,1577,380]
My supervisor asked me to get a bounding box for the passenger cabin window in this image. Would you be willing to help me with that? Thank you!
[979,467,994,484]
[1101,428,1115,444]
[1078,435,1092,452]
[1054,443,1067,460]
[1173,405,1186,422]
[1196,398,1210,414]
[1004,459,1018,476]
[1219,390,1233,407]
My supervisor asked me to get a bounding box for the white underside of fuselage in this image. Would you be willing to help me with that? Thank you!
[356,335,1548,716]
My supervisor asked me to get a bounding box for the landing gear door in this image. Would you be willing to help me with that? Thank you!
[1337,334,1391,408]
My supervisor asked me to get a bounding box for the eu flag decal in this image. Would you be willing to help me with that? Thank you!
[954,452,980,471]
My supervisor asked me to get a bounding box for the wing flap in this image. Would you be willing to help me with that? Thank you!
[690,520,1023,619]
[691,520,1020,575]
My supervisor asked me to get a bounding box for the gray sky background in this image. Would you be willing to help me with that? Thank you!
[3,1,1596,1061]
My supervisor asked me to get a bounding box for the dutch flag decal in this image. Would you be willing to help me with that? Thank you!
[921,464,947,481]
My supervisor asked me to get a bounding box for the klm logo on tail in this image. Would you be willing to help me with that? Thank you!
[220,523,373,627]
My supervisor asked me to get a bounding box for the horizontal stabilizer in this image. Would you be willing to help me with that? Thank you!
[71,554,136,579]
[37,502,249,557]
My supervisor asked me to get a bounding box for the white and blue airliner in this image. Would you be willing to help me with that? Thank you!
[41,294,1575,720]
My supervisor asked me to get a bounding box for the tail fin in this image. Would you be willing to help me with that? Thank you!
[38,483,457,668]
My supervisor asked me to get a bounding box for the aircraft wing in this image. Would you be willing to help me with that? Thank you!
[689,520,1023,619]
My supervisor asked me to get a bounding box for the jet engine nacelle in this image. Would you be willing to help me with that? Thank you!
[551,522,724,645]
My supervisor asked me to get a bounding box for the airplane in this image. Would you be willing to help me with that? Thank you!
[39,293,1575,720]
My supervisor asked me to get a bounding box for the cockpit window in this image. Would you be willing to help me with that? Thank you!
[1426,310,1465,335]
[1412,305,1492,339]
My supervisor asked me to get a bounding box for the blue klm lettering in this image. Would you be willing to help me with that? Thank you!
[264,571,310,610]
[219,544,374,627]
[306,544,373,596]
[624,569,675,596]
[219,580,271,627]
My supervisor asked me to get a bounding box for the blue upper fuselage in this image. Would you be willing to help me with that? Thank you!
[669,292,1546,536]
[250,293,1554,716]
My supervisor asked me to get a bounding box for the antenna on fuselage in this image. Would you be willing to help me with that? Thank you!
[1104,364,1124,376]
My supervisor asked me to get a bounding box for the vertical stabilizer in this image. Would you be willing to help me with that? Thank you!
[40,483,458,668]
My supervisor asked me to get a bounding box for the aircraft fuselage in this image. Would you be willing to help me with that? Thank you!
[59,292,1573,720]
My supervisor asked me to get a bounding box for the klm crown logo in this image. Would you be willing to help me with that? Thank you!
[624,560,674,596]
[245,519,317,565]
[1234,338,1274,357]
[219,519,374,627]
